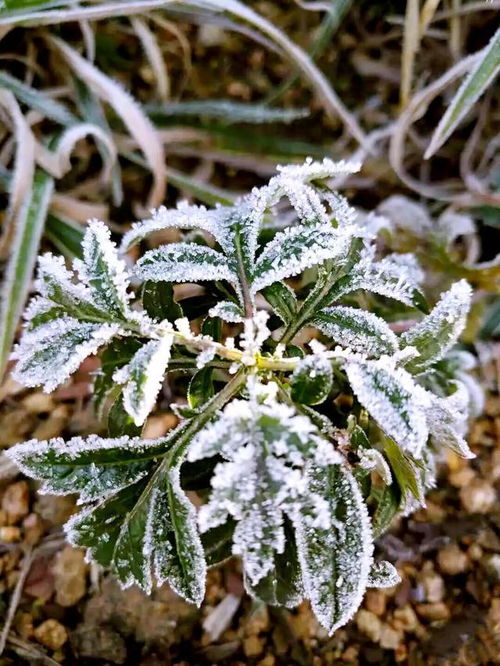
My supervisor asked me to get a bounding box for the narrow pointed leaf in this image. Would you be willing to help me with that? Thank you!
[314,306,399,357]
[291,355,333,405]
[345,361,429,457]
[295,464,373,634]
[401,280,472,372]
[367,561,400,588]
[261,282,297,325]
[208,300,244,323]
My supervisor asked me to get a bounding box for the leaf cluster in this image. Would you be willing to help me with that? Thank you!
[8,159,481,633]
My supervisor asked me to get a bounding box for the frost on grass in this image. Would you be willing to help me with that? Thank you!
[8,159,481,635]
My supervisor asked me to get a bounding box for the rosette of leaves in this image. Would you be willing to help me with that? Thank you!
[7,159,481,634]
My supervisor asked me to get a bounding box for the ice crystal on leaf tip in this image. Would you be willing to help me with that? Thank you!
[7,159,481,633]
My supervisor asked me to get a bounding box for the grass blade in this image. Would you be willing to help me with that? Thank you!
[0,71,77,126]
[0,169,54,380]
[51,35,166,210]
[425,27,500,158]
[44,213,84,259]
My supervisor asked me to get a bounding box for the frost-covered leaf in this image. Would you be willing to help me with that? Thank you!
[142,281,183,323]
[261,282,297,325]
[314,306,399,357]
[383,438,422,502]
[371,484,401,537]
[12,317,121,392]
[208,301,244,323]
[358,449,392,485]
[120,201,232,253]
[401,280,472,373]
[114,334,173,426]
[76,219,131,319]
[367,561,400,588]
[245,518,303,608]
[425,385,475,459]
[345,360,429,457]
[328,251,427,311]
[291,355,333,405]
[295,464,373,634]
[135,243,238,287]
[202,520,235,567]
[7,433,171,503]
[108,396,142,438]
[93,338,142,418]
[251,224,355,293]
[188,380,340,586]
[188,367,215,409]
[64,438,206,604]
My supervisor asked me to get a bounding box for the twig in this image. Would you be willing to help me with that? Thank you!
[0,546,34,656]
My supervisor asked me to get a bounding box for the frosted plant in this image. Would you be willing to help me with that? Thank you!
[8,159,480,634]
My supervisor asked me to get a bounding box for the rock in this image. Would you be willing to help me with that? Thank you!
[52,546,87,607]
[72,625,127,664]
[421,570,444,602]
[243,635,264,657]
[379,624,401,649]
[364,590,386,616]
[244,604,269,636]
[356,609,381,642]
[459,479,496,514]
[0,526,21,542]
[22,392,54,414]
[415,602,451,622]
[393,605,419,633]
[22,513,44,546]
[33,495,75,526]
[31,404,68,440]
[437,543,469,575]
[34,619,68,650]
[481,553,500,582]
[1,481,29,524]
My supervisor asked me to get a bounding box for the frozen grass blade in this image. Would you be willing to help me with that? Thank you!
[51,35,166,210]
[0,71,78,126]
[0,169,54,380]
[425,27,500,158]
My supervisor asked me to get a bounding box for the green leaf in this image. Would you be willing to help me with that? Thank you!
[7,432,172,502]
[136,243,238,286]
[371,483,401,537]
[367,561,400,588]
[108,397,142,438]
[142,281,183,323]
[44,214,84,259]
[261,282,297,325]
[245,518,303,608]
[188,367,215,409]
[79,220,131,319]
[401,280,472,373]
[345,361,429,457]
[295,464,373,634]
[383,438,422,502]
[0,169,53,380]
[201,520,236,567]
[252,224,353,293]
[425,28,500,158]
[291,355,333,405]
[93,338,142,418]
[208,300,244,323]
[314,306,399,357]
[114,335,173,426]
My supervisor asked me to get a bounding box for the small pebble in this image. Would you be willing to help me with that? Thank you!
[1,481,29,524]
[52,546,87,607]
[0,526,21,543]
[481,553,500,582]
[459,479,496,514]
[34,619,68,650]
[421,569,444,602]
[415,602,450,622]
[393,605,419,633]
[379,624,401,650]
[364,589,386,616]
[437,543,468,575]
[356,609,381,642]
[243,635,264,657]
[23,513,44,546]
